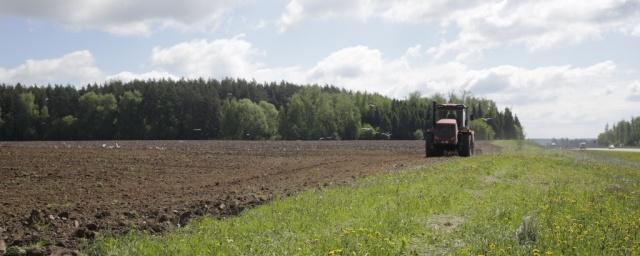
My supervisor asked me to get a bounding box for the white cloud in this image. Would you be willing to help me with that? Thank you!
[628,81,640,101]
[429,0,640,60]
[454,61,635,138]
[242,43,630,138]
[278,0,374,32]
[0,0,240,35]
[0,51,103,85]
[143,37,309,84]
[278,0,475,31]
[279,0,640,59]
[309,46,383,81]
[106,70,178,82]
[304,45,437,96]
[150,37,263,78]
[2,39,635,138]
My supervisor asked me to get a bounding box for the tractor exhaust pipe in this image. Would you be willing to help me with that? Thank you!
[432,101,437,127]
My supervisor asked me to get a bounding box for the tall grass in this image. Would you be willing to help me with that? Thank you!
[582,150,640,164]
[89,141,640,255]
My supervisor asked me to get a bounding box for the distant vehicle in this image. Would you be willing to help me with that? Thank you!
[608,144,616,149]
[579,142,586,150]
[551,142,556,146]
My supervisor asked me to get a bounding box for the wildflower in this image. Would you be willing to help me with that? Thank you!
[328,249,343,256]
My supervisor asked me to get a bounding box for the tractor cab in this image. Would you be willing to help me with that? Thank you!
[434,104,468,129]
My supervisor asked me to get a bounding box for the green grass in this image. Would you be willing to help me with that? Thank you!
[89,141,640,255]
[583,150,640,163]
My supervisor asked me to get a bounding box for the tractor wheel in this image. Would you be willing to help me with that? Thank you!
[425,133,440,157]
[458,133,472,157]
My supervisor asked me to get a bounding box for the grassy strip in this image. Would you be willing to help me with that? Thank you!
[583,150,640,163]
[89,141,640,255]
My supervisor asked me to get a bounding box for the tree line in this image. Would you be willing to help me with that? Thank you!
[0,79,524,141]
[597,117,640,146]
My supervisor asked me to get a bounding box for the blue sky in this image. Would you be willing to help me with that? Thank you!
[1,0,639,138]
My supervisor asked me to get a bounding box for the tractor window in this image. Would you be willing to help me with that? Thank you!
[436,108,465,128]
[437,109,457,120]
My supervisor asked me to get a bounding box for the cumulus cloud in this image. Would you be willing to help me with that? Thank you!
[277,0,475,31]
[1,38,636,138]
[628,81,640,101]
[279,0,640,59]
[0,52,177,86]
[106,70,178,82]
[0,0,240,35]
[429,0,640,60]
[305,45,436,96]
[309,46,383,81]
[0,51,104,85]
[464,61,618,104]
[469,73,510,94]
[140,37,307,83]
[251,43,629,138]
[455,61,633,137]
[150,37,265,78]
[278,0,374,32]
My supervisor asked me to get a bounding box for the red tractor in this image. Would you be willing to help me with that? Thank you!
[425,102,475,157]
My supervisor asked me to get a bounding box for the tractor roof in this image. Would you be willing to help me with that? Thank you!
[436,103,466,109]
[436,119,458,125]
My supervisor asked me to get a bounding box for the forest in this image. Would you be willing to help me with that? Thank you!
[597,117,640,146]
[0,78,524,141]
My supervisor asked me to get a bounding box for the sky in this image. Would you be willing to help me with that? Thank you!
[0,0,639,138]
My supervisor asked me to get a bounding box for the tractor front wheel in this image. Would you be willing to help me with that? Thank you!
[425,133,442,157]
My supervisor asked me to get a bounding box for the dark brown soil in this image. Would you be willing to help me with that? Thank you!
[0,140,495,252]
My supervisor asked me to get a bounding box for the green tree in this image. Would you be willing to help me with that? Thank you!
[0,79,527,141]
[413,129,424,140]
[334,94,361,140]
[220,99,272,139]
[116,90,145,139]
[597,117,640,146]
[502,108,516,139]
[0,106,4,128]
[258,101,279,138]
[359,123,377,140]
[283,87,337,139]
[78,91,117,139]
[50,115,78,139]
[313,91,337,139]
[470,119,496,140]
[14,92,39,139]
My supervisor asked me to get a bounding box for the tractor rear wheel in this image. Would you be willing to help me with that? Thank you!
[458,133,472,157]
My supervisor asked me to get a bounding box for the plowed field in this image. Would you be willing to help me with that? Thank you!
[0,140,496,252]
